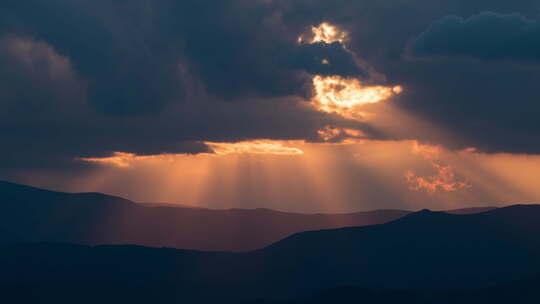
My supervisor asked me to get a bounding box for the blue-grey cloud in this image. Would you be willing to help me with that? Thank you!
[411,12,540,62]
[2,0,540,173]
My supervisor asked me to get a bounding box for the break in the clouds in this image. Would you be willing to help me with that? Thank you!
[410,12,540,61]
[1,0,540,173]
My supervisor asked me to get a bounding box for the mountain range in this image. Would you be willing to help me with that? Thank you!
[1,180,539,303]
[0,180,493,251]
[1,205,540,303]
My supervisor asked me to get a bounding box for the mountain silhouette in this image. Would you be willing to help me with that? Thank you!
[254,275,540,304]
[0,225,15,243]
[256,205,540,293]
[1,204,540,303]
[0,180,488,252]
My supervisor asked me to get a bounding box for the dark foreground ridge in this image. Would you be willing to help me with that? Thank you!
[1,204,540,303]
[0,180,492,251]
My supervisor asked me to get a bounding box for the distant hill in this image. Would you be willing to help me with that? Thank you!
[2,205,540,303]
[138,202,206,209]
[0,180,413,251]
[440,206,496,214]
[0,180,497,251]
[246,205,540,297]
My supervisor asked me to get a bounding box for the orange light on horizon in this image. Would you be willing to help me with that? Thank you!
[65,138,540,213]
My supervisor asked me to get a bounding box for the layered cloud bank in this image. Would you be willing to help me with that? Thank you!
[1,0,540,210]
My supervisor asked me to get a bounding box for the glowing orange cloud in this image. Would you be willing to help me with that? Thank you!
[205,140,304,156]
[298,22,403,120]
[79,141,304,168]
[317,126,365,143]
[405,142,471,194]
[405,164,471,194]
[317,126,341,141]
[79,152,177,168]
[311,75,402,120]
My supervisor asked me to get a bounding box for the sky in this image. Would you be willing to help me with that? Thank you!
[1,0,540,213]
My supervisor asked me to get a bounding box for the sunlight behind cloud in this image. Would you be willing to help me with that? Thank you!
[298,22,403,121]
[79,141,305,168]
[310,22,348,44]
[206,140,304,155]
[58,139,540,213]
[311,75,402,120]
[79,152,180,168]
[317,125,366,143]
[298,22,349,45]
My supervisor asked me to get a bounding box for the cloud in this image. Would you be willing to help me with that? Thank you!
[284,42,366,77]
[410,12,540,62]
[404,142,471,194]
[0,35,88,118]
[397,13,540,154]
[311,75,402,120]
[2,0,540,174]
[0,1,186,115]
[404,164,471,194]
[206,140,304,156]
[0,0,369,169]
[317,126,365,143]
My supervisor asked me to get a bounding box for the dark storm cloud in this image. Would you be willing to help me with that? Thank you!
[398,12,540,153]
[0,0,374,169]
[0,0,321,114]
[284,42,366,77]
[410,12,540,62]
[0,126,211,169]
[0,0,189,115]
[2,0,540,172]
[274,1,540,154]
[0,35,87,116]
[0,0,370,110]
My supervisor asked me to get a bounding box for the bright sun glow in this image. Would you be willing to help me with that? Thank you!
[312,75,402,120]
[298,22,348,45]
[310,22,348,44]
[298,22,403,120]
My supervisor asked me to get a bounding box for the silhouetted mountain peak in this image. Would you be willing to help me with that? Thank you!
[390,208,452,224]
[0,180,135,207]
